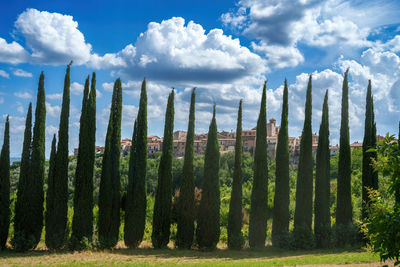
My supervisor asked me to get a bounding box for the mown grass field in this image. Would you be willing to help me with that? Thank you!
[0,243,386,267]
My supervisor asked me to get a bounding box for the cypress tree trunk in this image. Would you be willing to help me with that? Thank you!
[45,135,57,248]
[293,75,313,249]
[272,79,290,247]
[314,90,331,248]
[196,104,220,249]
[152,89,175,248]
[228,100,244,250]
[0,116,10,249]
[13,72,46,251]
[336,69,353,246]
[249,81,268,248]
[71,74,96,249]
[12,103,32,251]
[124,79,147,248]
[361,80,378,220]
[176,88,196,249]
[98,78,123,248]
[45,65,70,249]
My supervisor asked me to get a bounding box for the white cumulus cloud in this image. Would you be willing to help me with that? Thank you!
[14,8,92,65]
[90,17,267,85]
[0,38,29,64]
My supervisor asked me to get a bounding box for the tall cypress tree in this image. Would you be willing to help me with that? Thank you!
[124,119,137,246]
[227,100,244,250]
[45,135,57,248]
[176,88,196,249]
[0,116,10,249]
[13,72,46,251]
[336,69,353,234]
[272,79,290,247]
[397,121,400,204]
[98,78,123,248]
[125,79,147,248]
[314,90,331,248]
[152,89,175,248]
[362,80,378,220]
[45,65,70,249]
[249,81,268,248]
[293,75,313,249]
[71,74,96,249]
[12,104,32,251]
[30,71,47,249]
[196,104,220,249]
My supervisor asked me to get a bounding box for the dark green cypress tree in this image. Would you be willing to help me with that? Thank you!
[176,88,196,249]
[314,90,331,248]
[29,71,47,249]
[196,104,220,249]
[272,79,290,247]
[98,78,123,248]
[249,81,268,248]
[124,119,137,246]
[71,74,95,249]
[12,103,32,251]
[13,72,46,251]
[152,89,175,248]
[361,80,378,220]
[45,135,57,248]
[293,75,313,249]
[227,100,243,250]
[124,78,147,248]
[45,65,70,249]
[0,116,10,249]
[336,69,353,238]
[397,121,400,204]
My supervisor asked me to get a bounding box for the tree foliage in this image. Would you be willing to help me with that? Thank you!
[272,79,290,247]
[314,90,331,248]
[45,65,70,249]
[176,88,196,249]
[227,100,244,249]
[152,89,174,248]
[0,116,10,249]
[249,81,268,248]
[196,104,220,249]
[98,78,123,248]
[125,79,147,248]
[293,75,313,249]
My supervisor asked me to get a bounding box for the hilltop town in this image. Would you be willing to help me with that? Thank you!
[74,118,382,165]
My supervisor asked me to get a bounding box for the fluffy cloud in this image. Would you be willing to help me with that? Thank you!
[14,92,32,99]
[45,102,61,118]
[70,82,84,95]
[251,41,304,69]
[0,38,29,64]
[47,93,63,100]
[0,70,10,78]
[91,17,267,85]
[222,0,400,69]
[13,68,32,77]
[14,8,92,65]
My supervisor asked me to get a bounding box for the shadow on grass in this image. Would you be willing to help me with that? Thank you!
[0,245,367,261]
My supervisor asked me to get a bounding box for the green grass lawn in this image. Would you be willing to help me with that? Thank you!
[0,245,384,267]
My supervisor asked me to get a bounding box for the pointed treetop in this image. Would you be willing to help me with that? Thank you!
[213,103,216,118]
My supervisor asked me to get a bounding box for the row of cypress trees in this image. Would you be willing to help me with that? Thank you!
[0,67,381,251]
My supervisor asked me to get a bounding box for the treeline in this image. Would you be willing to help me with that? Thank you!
[0,65,385,251]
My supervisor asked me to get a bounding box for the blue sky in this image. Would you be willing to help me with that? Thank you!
[1,0,400,157]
